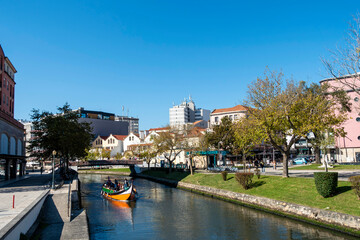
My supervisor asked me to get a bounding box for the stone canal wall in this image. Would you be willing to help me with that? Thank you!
[137,174,360,233]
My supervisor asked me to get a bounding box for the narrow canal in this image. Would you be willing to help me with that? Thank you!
[79,174,356,240]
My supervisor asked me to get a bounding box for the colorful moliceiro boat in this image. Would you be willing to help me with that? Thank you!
[101,183,137,201]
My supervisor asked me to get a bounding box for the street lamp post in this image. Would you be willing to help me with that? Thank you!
[52,150,56,189]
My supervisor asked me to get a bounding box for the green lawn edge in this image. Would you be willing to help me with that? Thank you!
[78,168,131,175]
[291,164,360,170]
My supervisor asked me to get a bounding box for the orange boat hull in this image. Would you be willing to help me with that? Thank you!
[101,184,136,201]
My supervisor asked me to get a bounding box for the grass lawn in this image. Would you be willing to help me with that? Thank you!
[80,168,131,173]
[142,170,360,217]
[291,164,360,170]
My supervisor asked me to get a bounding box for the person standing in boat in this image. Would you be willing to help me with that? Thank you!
[124,179,129,189]
[106,176,112,187]
[115,179,119,190]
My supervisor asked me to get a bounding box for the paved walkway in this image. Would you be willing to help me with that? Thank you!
[37,182,89,240]
[0,173,52,232]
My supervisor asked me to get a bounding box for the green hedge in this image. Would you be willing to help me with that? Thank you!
[314,172,338,198]
[235,172,254,189]
[349,176,360,200]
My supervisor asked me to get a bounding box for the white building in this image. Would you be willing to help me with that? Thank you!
[102,134,127,156]
[123,132,142,152]
[20,121,33,159]
[210,105,248,126]
[169,97,210,126]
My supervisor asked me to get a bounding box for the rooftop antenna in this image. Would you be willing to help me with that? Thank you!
[122,105,124,117]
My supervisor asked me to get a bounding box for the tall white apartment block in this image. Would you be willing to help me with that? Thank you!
[169,97,209,126]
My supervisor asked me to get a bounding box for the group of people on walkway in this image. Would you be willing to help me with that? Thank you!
[254,159,266,172]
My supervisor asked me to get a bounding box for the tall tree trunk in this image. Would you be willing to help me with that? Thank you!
[282,152,289,178]
[314,146,321,164]
[242,154,246,172]
[189,156,194,175]
[169,160,172,174]
[324,149,328,172]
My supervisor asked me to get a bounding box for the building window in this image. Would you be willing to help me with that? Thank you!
[357,117,360,122]
[215,117,218,123]
[355,97,359,102]
[358,136,360,141]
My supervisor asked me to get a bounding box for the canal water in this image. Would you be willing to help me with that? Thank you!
[79,174,356,240]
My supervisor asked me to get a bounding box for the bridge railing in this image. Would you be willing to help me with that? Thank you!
[70,160,143,166]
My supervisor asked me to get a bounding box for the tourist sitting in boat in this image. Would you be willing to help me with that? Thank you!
[104,177,117,190]
[115,179,119,190]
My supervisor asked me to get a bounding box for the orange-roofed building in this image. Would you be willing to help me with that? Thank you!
[148,127,170,133]
[210,105,248,126]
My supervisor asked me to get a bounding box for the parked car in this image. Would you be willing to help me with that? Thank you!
[292,157,308,165]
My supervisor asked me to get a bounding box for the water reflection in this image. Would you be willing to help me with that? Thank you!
[79,174,357,240]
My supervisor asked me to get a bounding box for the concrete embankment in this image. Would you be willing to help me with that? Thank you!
[136,174,360,236]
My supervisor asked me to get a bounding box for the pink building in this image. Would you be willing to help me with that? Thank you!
[320,76,360,162]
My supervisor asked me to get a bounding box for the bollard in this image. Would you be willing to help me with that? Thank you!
[13,195,15,208]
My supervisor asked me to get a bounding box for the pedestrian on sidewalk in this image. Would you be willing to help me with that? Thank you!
[273,159,276,170]
[260,161,265,172]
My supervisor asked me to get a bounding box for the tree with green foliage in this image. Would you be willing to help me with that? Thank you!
[101,149,111,160]
[140,148,157,171]
[305,83,350,164]
[28,103,93,171]
[152,126,188,173]
[205,116,236,155]
[84,148,100,161]
[233,116,266,172]
[245,69,348,177]
[114,152,122,160]
[184,127,208,175]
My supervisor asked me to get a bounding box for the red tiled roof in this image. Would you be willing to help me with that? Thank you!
[211,105,248,114]
[193,120,203,125]
[113,135,127,141]
[148,127,170,132]
[187,127,206,137]
[128,143,153,147]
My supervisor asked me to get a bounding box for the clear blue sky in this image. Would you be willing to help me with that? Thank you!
[1,1,359,130]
